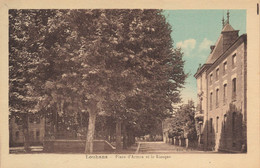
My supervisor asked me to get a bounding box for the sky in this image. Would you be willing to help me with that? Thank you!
[162,10,246,104]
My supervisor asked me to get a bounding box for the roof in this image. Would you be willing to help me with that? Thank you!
[194,63,212,78]
[206,34,247,74]
[222,23,235,32]
[205,23,238,64]
[196,33,246,78]
[206,34,224,64]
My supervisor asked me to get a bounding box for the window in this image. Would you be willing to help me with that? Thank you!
[223,61,227,74]
[224,114,227,132]
[36,117,40,124]
[223,84,227,104]
[232,78,237,100]
[232,54,236,68]
[29,131,34,141]
[15,117,21,125]
[210,118,213,133]
[210,74,213,85]
[210,92,213,110]
[29,116,34,123]
[216,89,219,107]
[15,131,19,140]
[216,68,219,80]
[15,117,19,124]
[36,130,40,140]
[216,117,219,133]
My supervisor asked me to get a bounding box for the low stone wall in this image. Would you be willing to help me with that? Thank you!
[43,139,115,153]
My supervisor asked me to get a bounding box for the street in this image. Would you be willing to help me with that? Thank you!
[10,141,218,154]
[135,141,211,154]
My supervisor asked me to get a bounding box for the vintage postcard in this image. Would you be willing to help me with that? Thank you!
[0,0,259,168]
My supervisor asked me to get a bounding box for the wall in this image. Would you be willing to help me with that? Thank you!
[10,117,45,146]
[204,41,246,152]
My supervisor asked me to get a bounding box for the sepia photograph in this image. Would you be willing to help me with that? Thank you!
[8,9,247,154]
[1,0,259,168]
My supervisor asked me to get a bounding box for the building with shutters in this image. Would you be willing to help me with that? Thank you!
[9,114,46,147]
[194,11,247,152]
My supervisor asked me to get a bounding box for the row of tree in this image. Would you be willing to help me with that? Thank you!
[163,100,197,142]
[9,9,187,153]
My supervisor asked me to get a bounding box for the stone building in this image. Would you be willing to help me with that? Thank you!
[194,12,247,152]
[9,115,46,146]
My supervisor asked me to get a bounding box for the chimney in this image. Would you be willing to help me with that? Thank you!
[222,31,239,51]
[221,10,239,51]
[210,45,215,53]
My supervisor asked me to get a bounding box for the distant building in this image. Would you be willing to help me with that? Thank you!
[194,12,247,152]
[9,115,46,146]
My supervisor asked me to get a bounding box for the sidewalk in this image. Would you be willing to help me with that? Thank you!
[94,143,139,154]
[9,146,43,154]
[136,141,217,154]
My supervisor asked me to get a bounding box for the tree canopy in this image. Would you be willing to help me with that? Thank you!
[165,100,197,141]
[9,9,187,153]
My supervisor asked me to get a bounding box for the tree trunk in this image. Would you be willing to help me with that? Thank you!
[54,102,59,136]
[85,112,97,154]
[132,133,136,144]
[23,128,30,152]
[44,112,47,139]
[127,130,135,146]
[122,123,128,149]
[116,120,122,151]
[9,119,13,147]
[80,109,83,127]
[127,130,131,146]
[23,113,30,152]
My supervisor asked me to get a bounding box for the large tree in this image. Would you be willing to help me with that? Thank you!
[98,9,186,149]
[9,10,59,150]
[9,9,186,153]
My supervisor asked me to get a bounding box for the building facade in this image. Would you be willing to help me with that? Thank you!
[194,14,247,152]
[9,115,46,146]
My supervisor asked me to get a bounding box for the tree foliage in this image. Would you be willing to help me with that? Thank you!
[167,100,197,141]
[9,9,187,152]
